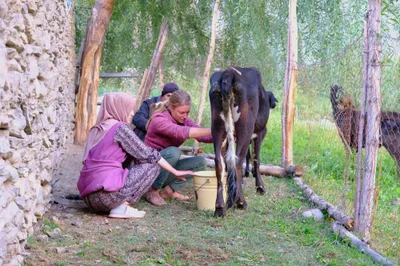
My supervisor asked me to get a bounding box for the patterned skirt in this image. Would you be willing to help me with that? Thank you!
[84,162,160,213]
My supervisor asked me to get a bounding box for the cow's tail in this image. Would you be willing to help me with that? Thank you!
[222,76,237,208]
[222,101,237,209]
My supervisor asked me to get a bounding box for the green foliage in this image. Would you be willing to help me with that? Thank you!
[42,219,59,234]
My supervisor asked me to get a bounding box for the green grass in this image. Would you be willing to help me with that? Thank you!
[95,74,399,263]
[27,177,378,265]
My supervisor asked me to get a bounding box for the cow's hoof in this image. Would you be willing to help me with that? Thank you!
[256,186,266,194]
[236,201,247,209]
[214,207,226,217]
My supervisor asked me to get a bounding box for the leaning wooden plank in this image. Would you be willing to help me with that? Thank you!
[332,222,396,266]
[293,177,353,229]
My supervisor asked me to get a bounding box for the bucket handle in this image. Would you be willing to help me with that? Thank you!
[194,178,210,200]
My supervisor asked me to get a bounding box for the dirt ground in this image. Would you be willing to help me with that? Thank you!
[23,143,199,265]
[52,144,84,201]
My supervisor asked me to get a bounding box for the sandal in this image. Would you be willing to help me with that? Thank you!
[109,206,146,219]
[145,189,167,206]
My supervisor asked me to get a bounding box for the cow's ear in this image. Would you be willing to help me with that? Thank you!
[268,92,278,109]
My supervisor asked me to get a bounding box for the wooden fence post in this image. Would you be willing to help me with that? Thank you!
[74,0,115,145]
[354,0,382,240]
[134,19,168,112]
[282,0,298,168]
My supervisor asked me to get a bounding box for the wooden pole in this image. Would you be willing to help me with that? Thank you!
[332,223,395,265]
[193,0,220,150]
[354,14,370,231]
[74,0,115,145]
[134,19,168,112]
[357,0,382,241]
[99,72,138,78]
[159,58,165,89]
[196,0,220,126]
[282,0,298,167]
[75,38,85,94]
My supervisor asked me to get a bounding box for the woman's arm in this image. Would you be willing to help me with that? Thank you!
[188,127,211,138]
[157,157,194,181]
[115,124,161,163]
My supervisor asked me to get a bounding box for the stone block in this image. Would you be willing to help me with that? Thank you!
[0,41,7,88]
[0,0,8,17]
[8,108,27,138]
[0,189,12,208]
[4,164,19,184]
[0,229,6,260]
[27,55,38,80]
[26,2,37,15]
[6,242,21,256]
[24,45,42,56]
[5,36,24,53]
[7,59,22,72]
[1,202,19,224]
[10,14,25,32]
[0,130,10,154]
[35,80,48,98]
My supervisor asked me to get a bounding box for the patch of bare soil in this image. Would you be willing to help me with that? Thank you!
[52,144,84,201]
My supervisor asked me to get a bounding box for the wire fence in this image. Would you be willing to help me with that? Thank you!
[293,33,400,260]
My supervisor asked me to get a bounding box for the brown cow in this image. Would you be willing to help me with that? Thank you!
[209,66,277,217]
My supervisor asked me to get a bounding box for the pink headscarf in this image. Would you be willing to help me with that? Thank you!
[82,92,136,161]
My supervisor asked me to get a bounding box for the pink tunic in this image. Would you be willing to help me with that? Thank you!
[78,122,161,197]
[145,110,213,151]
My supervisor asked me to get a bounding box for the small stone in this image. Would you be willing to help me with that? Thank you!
[51,216,60,224]
[391,198,400,206]
[36,235,48,242]
[61,234,73,240]
[71,220,83,228]
[302,208,324,221]
[46,228,61,238]
[55,247,67,254]
[104,219,109,224]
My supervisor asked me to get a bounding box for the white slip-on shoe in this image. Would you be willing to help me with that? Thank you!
[109,206,146,219]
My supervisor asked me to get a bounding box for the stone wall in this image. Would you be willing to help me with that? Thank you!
[0,0,76,265]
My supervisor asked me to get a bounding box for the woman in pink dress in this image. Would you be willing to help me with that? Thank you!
[77,92,193,219]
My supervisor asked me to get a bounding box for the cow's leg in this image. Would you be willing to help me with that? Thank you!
[235,137,250,209]
[213,130,227,217]
[254,128,267,194]
[244,149,251,178]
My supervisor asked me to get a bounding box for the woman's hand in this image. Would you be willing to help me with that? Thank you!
[172,170,194,181]
[157,157,194,181]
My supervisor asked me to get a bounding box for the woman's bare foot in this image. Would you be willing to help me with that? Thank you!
[171,191,190,200]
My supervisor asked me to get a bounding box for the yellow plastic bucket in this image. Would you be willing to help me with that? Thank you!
[193,171,227,210]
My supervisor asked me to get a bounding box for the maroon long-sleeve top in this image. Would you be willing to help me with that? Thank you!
[145,110,212,151]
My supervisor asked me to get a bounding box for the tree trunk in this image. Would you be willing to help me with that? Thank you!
[195,0,220,126]
[282,0,298,167]
[134,19,168,112]
[193,0,220,150]
[74,0,115,145]
[355,0,382,240]
[354,15,369,231]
